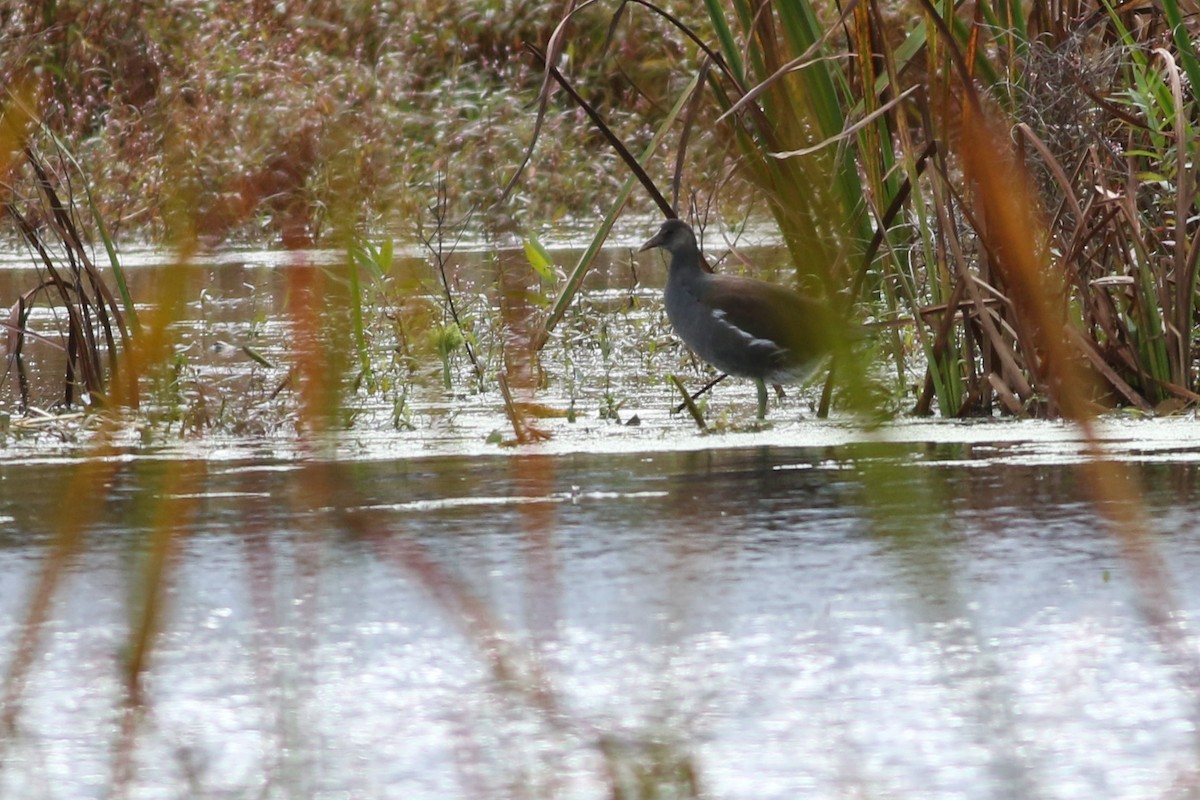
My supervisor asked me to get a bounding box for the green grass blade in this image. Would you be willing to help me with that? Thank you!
[1161,0,1200,95]
[702,0,745,81]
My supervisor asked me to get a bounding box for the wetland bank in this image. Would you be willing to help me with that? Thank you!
[4,1,1200,798]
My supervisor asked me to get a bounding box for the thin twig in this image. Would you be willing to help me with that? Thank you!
[418,175,483,384]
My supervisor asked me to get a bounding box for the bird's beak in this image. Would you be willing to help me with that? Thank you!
[639,232,664,253]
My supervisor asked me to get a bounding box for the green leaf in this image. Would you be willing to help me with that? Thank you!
[377,238,394,275]
[523,235,556,281]
[350,238,394,280]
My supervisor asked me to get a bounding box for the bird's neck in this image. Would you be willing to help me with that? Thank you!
[668,250,706,281]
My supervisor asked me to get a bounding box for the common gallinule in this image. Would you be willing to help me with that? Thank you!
[640,219,840,419]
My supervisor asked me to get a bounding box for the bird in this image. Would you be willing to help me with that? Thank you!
[639,219,842,419]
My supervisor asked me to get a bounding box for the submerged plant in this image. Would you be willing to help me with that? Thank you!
[347,234,396,391]
[433,321,466,391]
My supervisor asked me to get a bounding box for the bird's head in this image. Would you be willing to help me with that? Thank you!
[639,219,697,256]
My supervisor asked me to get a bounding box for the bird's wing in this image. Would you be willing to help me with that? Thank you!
[701,274,838,356]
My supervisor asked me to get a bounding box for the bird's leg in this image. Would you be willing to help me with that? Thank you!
[756,378,768,420]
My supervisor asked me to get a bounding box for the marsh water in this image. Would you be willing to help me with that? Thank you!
[2,243,1200,798]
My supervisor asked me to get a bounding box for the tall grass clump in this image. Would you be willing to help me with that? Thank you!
[1,80,133,411]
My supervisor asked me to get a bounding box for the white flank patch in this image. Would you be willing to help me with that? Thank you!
[710,309,779,351]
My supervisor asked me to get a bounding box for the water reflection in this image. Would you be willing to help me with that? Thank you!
[0,441,1198,798]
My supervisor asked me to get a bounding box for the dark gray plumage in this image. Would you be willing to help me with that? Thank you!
[640,219,838,418]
